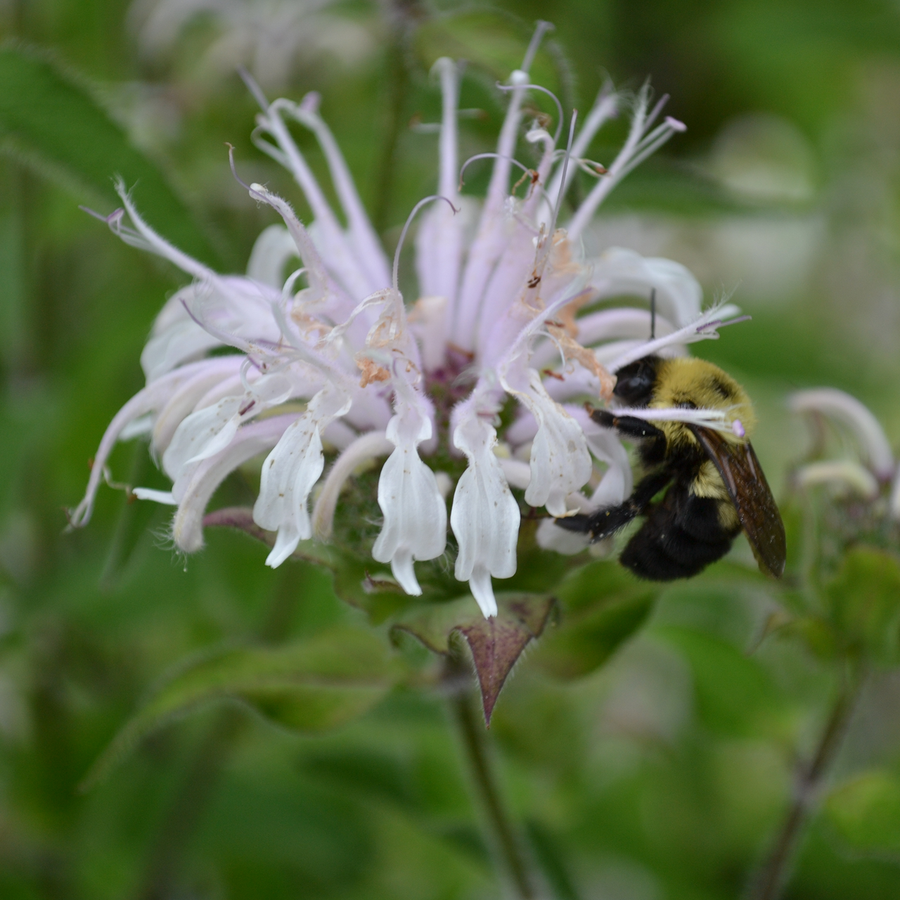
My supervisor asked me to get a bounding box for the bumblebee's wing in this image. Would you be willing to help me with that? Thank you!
[689,426,786,578]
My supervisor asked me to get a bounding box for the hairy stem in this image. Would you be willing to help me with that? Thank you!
[746,678,860,900]
[450,685,538,899]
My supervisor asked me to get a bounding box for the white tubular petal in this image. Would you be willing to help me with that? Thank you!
[606,303,743,374]
[590,248,704,327]
[68,366,208,528]
[567,89,686,242]
[536,496,592,555]
[252,108,378,300]
[245,224,300,288]
[114,179,213,282]
[150,357,244,456]
[585,426,633,505]
[434,58,461,204]
[285,102,391,290]
[530,308,674,372]
[141,276,282,381]
[794,460,880,499]
[408,296,450,372]
[163,372,293,480]
[453,59,533,349]
[788,388,895,480]
[535,406,633,554]
[468,565,499,619]
[371,409,447,596]
[540,85,618,227]
[141,288,222,381]
[245,183,331,307]
[253,385,351,567]
[388,547,421,596]
[312,430,393,539]
[256,420,324,565]
[415,59,464,310]
[517,370,591,516]
[171,415,296,553]
[450,412,520,617]
[498,457,531,490]
[163,398,242,479]
[132,488,177,505]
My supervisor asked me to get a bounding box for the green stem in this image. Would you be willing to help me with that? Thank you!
[371,0,419,233]
[746,678,860,900]
[450,686,538,900]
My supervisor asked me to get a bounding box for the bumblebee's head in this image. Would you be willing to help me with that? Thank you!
[612,356,660,407]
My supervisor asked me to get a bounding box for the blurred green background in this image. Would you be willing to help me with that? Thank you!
[3,0,900,898]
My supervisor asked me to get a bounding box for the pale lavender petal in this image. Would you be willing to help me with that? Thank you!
[788,388,895,479]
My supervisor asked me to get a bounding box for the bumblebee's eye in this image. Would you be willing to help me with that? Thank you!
[613,358,657,406]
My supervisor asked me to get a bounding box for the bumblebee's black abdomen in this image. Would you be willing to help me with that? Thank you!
[620,484,739,581]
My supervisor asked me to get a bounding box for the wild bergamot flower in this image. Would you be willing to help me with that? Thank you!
[70,26,738,617]
[790,387,900,518]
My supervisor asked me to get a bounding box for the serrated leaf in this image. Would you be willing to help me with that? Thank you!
[0,45,221,266]
[392,593,555,724]
[82,627,400,790]
[825,770,900,855]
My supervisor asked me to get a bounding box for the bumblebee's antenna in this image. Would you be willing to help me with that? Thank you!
[650,288,657,339]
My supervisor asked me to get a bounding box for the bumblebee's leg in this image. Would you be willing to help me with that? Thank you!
[589,408,667,465]
[554,468,673,541]
[590,408,665,439]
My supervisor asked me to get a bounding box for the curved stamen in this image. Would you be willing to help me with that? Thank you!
[459,152,538,189]
[496,81,565,145]
[392,195,458,293]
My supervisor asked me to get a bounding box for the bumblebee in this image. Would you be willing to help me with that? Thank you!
[556,355,786,580]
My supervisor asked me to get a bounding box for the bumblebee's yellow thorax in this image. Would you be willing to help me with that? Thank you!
[650,357,756,449]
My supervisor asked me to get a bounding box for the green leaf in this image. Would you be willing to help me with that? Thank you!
[825,770,900,854]
[825,546,900,665]
[531,559,657,678]
[392,592,556,724]
[0,44,222,267]
[655,626,786,737]
[82,627,400,790]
